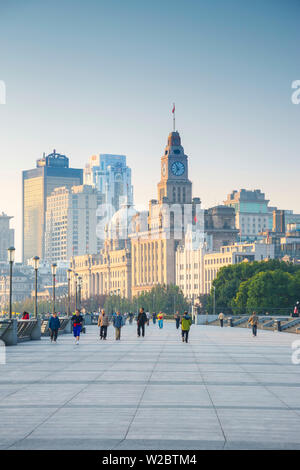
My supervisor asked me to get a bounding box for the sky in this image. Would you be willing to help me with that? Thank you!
[0,0,300,260]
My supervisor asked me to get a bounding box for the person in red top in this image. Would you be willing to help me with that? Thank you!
[71,309,84,345]
[22,311,29,320]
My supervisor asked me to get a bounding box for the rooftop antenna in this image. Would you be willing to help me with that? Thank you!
[172,103,175,132]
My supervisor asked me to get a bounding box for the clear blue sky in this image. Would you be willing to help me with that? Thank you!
[0,0,300,260]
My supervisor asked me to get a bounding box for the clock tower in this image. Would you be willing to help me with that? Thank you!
[157,131,192,204]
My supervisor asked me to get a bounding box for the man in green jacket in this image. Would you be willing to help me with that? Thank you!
[181,312,192,343]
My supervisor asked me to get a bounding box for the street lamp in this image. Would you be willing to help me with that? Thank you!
[7,247,15,320]
[67,269,72,316]
[213,285,216,316]
[78,276,82,309]
[33,256,40,318]
[74,272,78,311]
[51,263,57,315]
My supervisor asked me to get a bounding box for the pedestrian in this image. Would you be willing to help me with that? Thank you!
[146,311,150,326]
[174,311,181,329]
[293,302,300,317]
[113,311,123,340]
[22,311,30,320]
[248,311,258,337]
[152,312,157,325]
[48,312,61,343]
[72,309,84,345]
[129,312,134,324]
[218,312,225,328]
[98,309,109,340]
[137,307,147,337]
[181,311,192,343]
[157,312,164,329]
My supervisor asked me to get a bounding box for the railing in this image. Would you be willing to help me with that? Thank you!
[279,317,300,332]
[17,320,39,342]
[91,314,99,325]
[207,314,299,334]
[41,317,71,336]
[0,320,12,341]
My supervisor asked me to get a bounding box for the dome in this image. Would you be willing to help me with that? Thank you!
[107,203,138,240]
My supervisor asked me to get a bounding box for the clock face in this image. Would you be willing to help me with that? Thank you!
[171,161,185,176]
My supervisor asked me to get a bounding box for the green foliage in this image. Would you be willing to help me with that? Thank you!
[103,284,189,315]
[207,259,300,314]
[132,284,189,315]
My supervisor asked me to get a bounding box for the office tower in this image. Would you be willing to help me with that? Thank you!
[83,154,133,212]
[22,150,83,262]
[0,213,14,262]
[224,189,271,240]
[45,185,98,264]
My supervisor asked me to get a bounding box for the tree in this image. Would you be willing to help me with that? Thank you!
[207,260,300,314]
[233,269,300,315]
[132,284,189,315]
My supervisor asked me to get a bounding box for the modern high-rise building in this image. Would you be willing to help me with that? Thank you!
[0,213,15,262]
[224,189,272,240]
[83,154,133,212]
[45,185,98,264]
[22,150,83,262]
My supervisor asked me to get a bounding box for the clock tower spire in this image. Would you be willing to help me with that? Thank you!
[157,129,192,204]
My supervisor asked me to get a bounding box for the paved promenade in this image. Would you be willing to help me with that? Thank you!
[1,322,300,450]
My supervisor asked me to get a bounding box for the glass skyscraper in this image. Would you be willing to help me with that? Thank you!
[22,150,83,262]
[84,154,133,212]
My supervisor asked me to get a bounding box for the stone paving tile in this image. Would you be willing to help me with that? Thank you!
[141,384,212,406]
[27,407,136,439]
[0,407,59,440]
[126,408,225,442]
[206,384,287,407]
[3,383,86,406]
[217,408,300,444]
[69,383,145,405]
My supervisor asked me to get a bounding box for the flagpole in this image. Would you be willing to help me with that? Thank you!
[173,103,175,132]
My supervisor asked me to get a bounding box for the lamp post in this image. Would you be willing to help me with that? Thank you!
[33,256,40,318]
[74,273,78,311]
[51,263,57,315]
[213,285,216,316]
[67,269,72,316]
[78,276,82,309]
[7,247,15,320]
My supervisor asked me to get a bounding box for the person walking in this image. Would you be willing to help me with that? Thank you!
[293,302,300,317]
[181,311,192,343]
[157,312,164,329]
[174,311,181,329]
[72,309,84,345]
[218,312,225,328]
[248,311,259,337]
[152,312,157,325]
[98,309,109,340]
[146,311,150,326]
[48,312,61,343]
[137,307,147,337]
[113,311,123,340]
